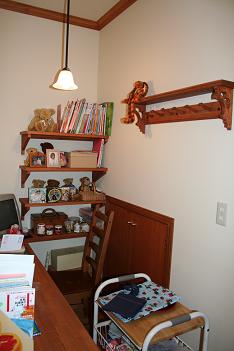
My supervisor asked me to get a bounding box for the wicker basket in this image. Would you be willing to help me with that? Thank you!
[78,183,106,201]
[79,190,105,201]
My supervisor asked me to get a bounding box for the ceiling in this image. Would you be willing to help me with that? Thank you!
[0,0,138,29]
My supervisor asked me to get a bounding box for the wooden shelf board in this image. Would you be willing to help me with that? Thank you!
[20,130,108,142]
[25,232,87,243]
[21,130,109,154]
[20,166,108,172]
[20,198,105,208]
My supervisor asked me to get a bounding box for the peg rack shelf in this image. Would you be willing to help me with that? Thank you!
[122,80,234,134]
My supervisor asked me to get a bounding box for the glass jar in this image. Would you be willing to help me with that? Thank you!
[54,224,62,234]
[64,220,73,233]
[37,223,45,236]
[80,221,89,233]
[45,225,54,236]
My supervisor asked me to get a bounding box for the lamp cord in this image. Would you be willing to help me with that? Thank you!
[65,0,70,69]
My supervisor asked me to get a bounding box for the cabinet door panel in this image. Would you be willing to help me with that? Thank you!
[104,203,131,278]
[129,212,171,287]
[104,196,174,287]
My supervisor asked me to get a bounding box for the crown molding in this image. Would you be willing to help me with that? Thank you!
[0,0,138,30]
[97,0,138,29]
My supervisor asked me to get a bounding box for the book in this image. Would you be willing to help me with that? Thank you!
[75,102,88,134]
[0,255,35,338]
[67,99,80,133]
[92,138,104,167]
[91,104,100,135]
[72,99,86,133]
[57,104,62,131]
[0,286,35,337]
[65,99,78,133]
[104,102,114,136]
[83,103,94,134]
[33,320,41,336]
[89,103,98,134]
[60,100,70,132]
[63,100,74,133]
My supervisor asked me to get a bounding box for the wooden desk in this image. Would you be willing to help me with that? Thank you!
[25,241,98,351]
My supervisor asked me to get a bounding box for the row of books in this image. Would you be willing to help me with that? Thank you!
[0,254,35,340]
[59,99,114,136]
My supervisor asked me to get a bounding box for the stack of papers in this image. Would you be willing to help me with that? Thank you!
[0,254,35,337]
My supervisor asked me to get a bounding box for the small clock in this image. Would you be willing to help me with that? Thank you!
[47,188,62,202]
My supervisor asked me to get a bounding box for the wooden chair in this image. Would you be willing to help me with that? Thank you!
[49,205,114,325]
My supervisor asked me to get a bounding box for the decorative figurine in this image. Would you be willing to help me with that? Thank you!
[121,81,148,124]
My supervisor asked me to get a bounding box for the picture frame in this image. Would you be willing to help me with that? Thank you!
[47,188,62,202]
[59,151,68,167]
[28,188,47,203]
[46,150,61,168]
[30,152,46,167]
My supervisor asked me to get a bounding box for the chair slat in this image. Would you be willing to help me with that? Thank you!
[95,210,108,222]
[89,241,99,254]
[86,256,97,272]
[92,225,104,238]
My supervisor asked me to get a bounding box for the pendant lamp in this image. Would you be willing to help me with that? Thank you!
[52,0,78,90]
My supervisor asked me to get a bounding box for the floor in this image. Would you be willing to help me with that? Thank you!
[73,303,90,333]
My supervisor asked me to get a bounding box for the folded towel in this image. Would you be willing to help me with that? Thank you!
[103,292,146,319]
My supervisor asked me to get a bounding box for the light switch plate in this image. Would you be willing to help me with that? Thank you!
[216,202,227,226]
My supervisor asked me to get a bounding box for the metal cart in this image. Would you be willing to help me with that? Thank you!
[93,273,209,351]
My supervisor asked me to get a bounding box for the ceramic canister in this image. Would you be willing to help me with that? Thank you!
[37,223,45,235]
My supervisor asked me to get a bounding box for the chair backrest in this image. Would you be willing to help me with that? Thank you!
[82,204,114,287]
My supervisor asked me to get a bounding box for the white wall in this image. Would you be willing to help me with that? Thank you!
[0,9,99,226]
[98,0,234,350]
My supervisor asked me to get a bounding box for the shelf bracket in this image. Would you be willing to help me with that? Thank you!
[211,85,233,130]
[92,171,106,183]
[121,80,234,134]
[21,169,30,188]
[21,133,30,154]
[20,203,29,220]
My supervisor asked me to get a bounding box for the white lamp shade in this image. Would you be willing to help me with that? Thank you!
[53,69,78,90]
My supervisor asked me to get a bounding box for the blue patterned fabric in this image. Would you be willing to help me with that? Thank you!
[99,281,180,323]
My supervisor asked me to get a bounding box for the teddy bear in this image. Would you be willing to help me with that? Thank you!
[28,108,58,132]
[46,179,60,189]
[40,142,54,154]
[32,179,46,188]
[62,178,77,199]
[79,177,92,192]
[24,147,38,166]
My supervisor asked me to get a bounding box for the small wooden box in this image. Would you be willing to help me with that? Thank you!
[31,208,68,233]
[67,151,97,168]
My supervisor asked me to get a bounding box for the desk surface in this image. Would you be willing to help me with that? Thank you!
[25,241,98,351]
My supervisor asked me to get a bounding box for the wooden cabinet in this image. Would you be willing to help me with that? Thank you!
[19,131,108,219]
[104,196,174,288]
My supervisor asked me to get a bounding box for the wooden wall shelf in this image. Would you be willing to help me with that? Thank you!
[19,198,106,219]
[121,80,234,133]
[20,131,109,154]
[19,166,108,187]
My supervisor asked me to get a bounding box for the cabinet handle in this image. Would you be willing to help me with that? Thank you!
[131,223,137,226]
[127,221,133,224]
